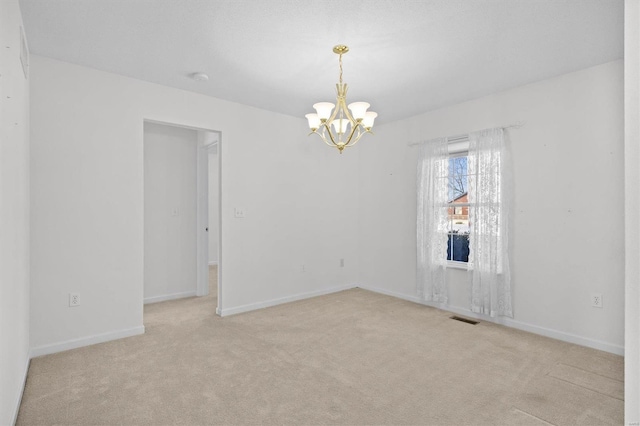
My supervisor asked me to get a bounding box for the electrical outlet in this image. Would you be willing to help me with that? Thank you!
[69,293,80,307]
[591,293,603,308]
[340,258,345,267]
[301,264,306,272]
[234,207,246,218]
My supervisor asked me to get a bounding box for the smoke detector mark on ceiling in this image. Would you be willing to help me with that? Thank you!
[191,72,209,82]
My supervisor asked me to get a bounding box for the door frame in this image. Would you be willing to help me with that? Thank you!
[196,136,219,297]
[143,119,222,315]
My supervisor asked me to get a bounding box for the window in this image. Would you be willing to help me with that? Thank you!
[446,153,470,264]
[417,128,511,316]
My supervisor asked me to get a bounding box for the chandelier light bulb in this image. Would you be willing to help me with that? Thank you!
[305,113,320,131]
[313,102,335,121]
[332,118,350,135]
[305,45,378,154]
[348,102,370,120]
[362,111,378,129]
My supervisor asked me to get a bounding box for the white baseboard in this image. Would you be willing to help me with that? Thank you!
[208,261,218,266]
[218,284,356,317]
[30,326,145,358]
[358,285,423,304]
[144,290,196,305]
[358,285,624,356]
[11,355,30,426]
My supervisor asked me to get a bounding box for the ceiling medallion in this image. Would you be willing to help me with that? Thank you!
[305,45,377,154]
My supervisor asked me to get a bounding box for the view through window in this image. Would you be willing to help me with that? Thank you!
[447,154,469,262]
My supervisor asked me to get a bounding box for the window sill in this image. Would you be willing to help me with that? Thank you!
[447,261,468,270]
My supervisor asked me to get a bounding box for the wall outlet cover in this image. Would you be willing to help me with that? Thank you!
[69,293,80,307]
[591,293,603,308]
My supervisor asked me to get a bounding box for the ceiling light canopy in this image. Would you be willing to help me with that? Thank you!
[305,45,377,154]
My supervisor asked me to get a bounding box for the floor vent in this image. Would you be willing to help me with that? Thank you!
[450,315,479,325]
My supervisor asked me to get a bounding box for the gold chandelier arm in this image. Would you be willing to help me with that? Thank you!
[322,122,339,146]
[327,102,339,124]
[340,102,358,125]
[309,128,338,147]
[343,120,361,146]
[345,126,372,148]
[318,124,338,147]
[328,86,359,145]
[320,135,336,147]
[327,82,348,125]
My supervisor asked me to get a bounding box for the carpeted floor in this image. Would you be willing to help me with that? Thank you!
[17,266,623,425]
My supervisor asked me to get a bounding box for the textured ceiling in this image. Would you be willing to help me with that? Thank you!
[19,0,623,124]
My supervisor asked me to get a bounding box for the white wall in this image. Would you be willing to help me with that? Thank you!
[358,60,624,354]
[208,146,219,264]
[29,55,359,354]
[624,0,640,422]
[0,0,30,423]
[144,122,198,303]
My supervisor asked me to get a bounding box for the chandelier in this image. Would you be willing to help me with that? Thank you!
[305,45,377,154]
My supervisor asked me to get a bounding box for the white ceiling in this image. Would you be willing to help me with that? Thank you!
[19,0,623,124]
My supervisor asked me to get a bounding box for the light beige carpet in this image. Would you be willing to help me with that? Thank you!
[17,266,623,425]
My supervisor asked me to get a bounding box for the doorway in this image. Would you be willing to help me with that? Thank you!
[143,120,221,314]
[196,131,220,300]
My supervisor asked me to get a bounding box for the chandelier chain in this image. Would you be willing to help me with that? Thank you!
[339,53,343,84]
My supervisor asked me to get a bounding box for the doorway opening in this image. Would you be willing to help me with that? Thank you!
[143,120,221,315]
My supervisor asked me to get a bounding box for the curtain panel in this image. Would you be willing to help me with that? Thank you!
[416,138,449,302]
[467,128,513,317]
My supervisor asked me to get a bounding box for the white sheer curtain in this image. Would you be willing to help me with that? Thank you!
[416,138,449,302]
[467,128,512,317]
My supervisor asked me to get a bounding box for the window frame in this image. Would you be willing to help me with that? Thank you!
[446,140,470,270]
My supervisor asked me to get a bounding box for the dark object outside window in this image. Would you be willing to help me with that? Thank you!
[447,233,469,262]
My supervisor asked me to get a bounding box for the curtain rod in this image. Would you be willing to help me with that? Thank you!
[407,122,524,147]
